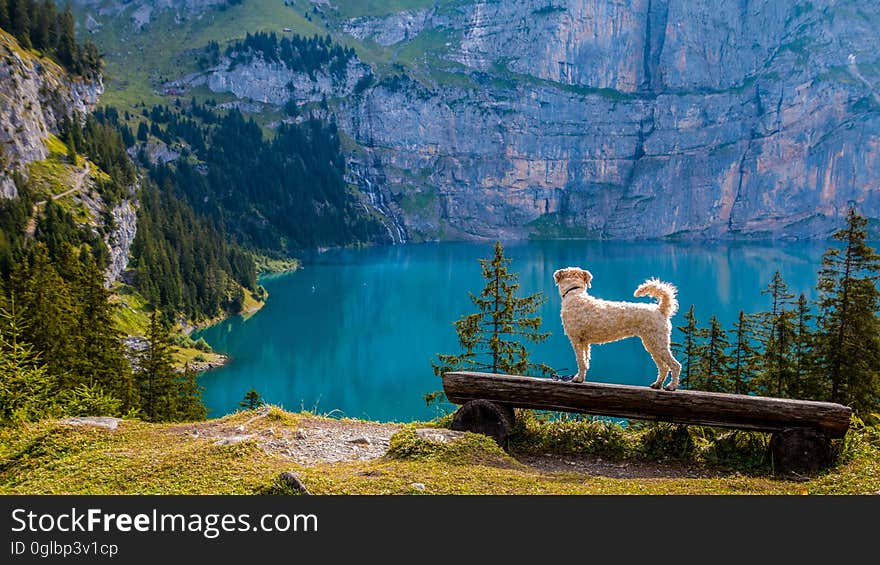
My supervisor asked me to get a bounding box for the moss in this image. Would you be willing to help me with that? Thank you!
[386,426,514,466]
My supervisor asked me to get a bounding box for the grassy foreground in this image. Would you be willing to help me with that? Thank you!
[0,407,877,495]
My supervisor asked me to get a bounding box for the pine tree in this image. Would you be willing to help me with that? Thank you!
[56,2,75,69]
[68,252,138,410]
[10,0,31,49]
[239,388,262,410]
[176,363,207,421]
[66,127,77,164]
[791,294,820,400]
[730,310,760,395]
[137,311,177,421]
[756,270,797,396]
[697,315,733,392]
[0,298,55,424]
[432,241,552,377]
[814,207,880,417]
[12,242,78,388]
[0,0,10,31]
[674,305,706,389]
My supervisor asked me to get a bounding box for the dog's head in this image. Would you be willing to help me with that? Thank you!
[553,267,592,296]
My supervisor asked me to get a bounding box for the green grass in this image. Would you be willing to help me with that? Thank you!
[26,134,76,199]
[527,212,603,239]
[110,283,150,337]
[1,408,877,495]
[82,0,328,112]
[398,186,437,215]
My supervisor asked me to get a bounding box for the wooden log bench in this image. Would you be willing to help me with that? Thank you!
[442,371,853,473]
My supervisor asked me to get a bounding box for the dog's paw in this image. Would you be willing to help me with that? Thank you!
[649,382,662,390]
[571,375,584,383]
[663,384,678,391]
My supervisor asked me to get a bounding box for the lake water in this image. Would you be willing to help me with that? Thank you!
[194,240,830,422]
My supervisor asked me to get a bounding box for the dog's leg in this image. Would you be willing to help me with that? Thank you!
[571,341,590,383]
[643,339,669,390]
[661,348,682,391]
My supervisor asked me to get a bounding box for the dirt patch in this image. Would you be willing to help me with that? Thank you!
[512,450,727,479]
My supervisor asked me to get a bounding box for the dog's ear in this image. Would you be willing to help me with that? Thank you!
[553,269,564,285]
[581,270,592,288]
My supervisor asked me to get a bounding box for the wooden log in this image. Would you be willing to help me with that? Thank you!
[442,372,852,438]
[451,399,516,448]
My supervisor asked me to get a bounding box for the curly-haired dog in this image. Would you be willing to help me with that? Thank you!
[553,267,683,391]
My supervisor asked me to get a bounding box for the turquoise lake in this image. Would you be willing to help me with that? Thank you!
[194,240,831,422]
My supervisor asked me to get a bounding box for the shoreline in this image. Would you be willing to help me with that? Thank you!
[183,264,301,372]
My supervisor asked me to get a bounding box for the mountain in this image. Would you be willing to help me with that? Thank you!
[71,0,880,241]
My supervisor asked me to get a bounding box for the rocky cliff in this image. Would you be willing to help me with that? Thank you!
[0,28,136,283]
[76,0,880,241]
[331,0,880,240]
[0,29,103,198]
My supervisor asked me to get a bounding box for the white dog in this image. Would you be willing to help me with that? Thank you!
[553,267,683,391]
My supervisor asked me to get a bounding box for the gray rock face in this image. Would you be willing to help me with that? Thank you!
[342,9,435,46]
[179,57,370,106]
[0,32,103,198]
[105,196,138,285]
[331,0,880,240]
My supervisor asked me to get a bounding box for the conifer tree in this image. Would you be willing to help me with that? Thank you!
[240,388,262,410]
[10,0,31,49]
[66,127,77,164]
[0,0,9,31]
[730,310,760,395]
[69,252,138,410]
[697,315,733,392]
[0,298,55,424]
[791,294,819,400]
[176,363,207,421]
[756,271,796,396]
[137,311,177,421]
[814,207,880,417]
[56,2,75,69]
[432,241,552,377]
[12,242,78,388]
[674,305,706,389]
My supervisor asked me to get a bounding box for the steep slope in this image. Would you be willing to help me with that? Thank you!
[0,29,103,198]
[73,0,880,240]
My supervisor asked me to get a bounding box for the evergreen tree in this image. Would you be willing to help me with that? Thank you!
[137,311,177,421]
[696,315,733,392]
[814,207,880,417]
[0,298,55,424]
[10,0,31,49]
[68,252,138,410]
[176,363,207,421]
[791,293,820,400]
[65,127,77,164]
[756,271,797,396]
[674,305,706,389]
[239,388,262,410]
[730,310,760,395]
[12,242,78,388]
[432,241,552,377]
[136,121,149,142]
[56,2,75,69]
[0,0,9,31]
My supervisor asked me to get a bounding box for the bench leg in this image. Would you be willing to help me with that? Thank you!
[451,400,516,449]
[770,428,834,475]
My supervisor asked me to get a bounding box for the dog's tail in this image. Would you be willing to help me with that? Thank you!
[634,278,679,317]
